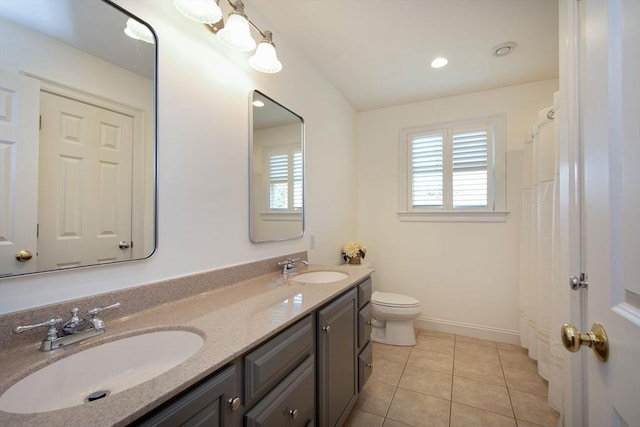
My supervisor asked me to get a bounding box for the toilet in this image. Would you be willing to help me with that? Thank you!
[370,291,421,346]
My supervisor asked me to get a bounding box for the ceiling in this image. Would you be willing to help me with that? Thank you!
[248,0,559,112]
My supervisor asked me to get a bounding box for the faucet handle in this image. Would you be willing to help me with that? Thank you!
[87,302,121,318]
[278,258,300,266]
[13,318,63,340]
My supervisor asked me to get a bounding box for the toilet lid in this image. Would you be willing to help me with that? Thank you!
[372,291,420,308]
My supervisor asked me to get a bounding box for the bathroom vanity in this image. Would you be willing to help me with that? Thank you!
[135,277,373,427]
[0,262,373,427]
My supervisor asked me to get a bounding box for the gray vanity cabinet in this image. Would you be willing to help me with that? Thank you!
[317,288,357,427]
[356,278,373,392]
[133,275,374,427]
[134,363,241,427]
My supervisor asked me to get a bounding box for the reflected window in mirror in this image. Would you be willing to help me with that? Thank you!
[250,91,305,243]
[0,0,157,277]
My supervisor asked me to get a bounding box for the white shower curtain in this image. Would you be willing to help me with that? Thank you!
[518,95,564,411]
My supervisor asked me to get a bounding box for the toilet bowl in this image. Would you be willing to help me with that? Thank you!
[370,291,421,346]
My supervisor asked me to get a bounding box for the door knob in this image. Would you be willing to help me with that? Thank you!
[561,323,609,362]
[118,241,131,249]
[15,250,33,262]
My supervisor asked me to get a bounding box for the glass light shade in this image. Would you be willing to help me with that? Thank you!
[124,18,155,44]
[217,13,256,52]
[173,0,223,24]
[249,42,282,73]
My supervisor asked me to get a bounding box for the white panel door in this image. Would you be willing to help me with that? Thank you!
[575,1,640,426]
[0,70,39,276]
[38,91,133,270]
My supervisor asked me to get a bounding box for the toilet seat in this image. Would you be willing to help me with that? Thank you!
[372,291,419,308]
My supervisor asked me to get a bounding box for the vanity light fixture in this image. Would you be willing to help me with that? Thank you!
[174,0,283,73]
[124,18,155,44]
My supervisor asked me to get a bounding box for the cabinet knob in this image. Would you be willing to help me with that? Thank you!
[366,362,373,368]
[227,397,241,411]
[289,408,298,419]
[366,320,373,326]
[322,325,330,334]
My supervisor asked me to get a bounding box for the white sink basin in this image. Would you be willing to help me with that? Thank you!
[292,271,348,284]
[0,330,204,414]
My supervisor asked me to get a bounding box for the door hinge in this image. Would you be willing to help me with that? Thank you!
[39,115,42,130]
[570,273,588,290]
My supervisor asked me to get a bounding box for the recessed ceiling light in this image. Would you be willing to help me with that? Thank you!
[252,100,265,107]
[492,42,517,57]
[430,57,448,69]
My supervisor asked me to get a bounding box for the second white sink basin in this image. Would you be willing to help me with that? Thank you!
[0,330,204,414]
[292,271,348,284]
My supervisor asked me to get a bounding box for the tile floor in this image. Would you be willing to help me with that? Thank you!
[344,329,560,427]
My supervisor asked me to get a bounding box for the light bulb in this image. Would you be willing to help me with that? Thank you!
[430,57,448,68]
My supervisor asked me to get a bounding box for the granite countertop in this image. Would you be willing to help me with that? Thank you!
[0,265,373,427]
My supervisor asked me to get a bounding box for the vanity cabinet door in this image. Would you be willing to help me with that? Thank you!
[317,288,357,427]
[134,363,241,427]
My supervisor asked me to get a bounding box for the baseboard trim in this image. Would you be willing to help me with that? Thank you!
[414,316,521,345]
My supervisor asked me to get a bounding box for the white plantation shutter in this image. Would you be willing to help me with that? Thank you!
[293,150,302,210]
[408,122,496,212]
[269,153,289,209]
[268,148,302,211]
[411,133,444,207]
[452,130,488,207]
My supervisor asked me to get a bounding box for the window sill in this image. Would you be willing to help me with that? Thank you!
[397,211,509,223]
[260,212,303,221]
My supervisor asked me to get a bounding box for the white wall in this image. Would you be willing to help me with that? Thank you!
[356,79,558,342]
[0,1,357,314]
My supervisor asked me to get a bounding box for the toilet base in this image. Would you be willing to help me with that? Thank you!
[371,319,417,346]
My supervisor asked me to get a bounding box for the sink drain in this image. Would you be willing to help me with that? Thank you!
[85,390,111,403]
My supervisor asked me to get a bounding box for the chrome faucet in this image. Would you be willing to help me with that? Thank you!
[278,258,308,274]
[13,303,120,351]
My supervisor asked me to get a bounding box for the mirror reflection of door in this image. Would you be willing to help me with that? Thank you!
[38,90,134,270]
[0,0,156,277]
[0,70,39,276]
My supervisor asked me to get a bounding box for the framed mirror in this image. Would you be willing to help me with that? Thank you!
[0,0,157,277]
[249,90,305,243]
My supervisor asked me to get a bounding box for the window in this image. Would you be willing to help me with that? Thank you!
[399,115,506,222]
[266,145,302,212]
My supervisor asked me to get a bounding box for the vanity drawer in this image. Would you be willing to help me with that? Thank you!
[358,278,372,308]
[244,315,314,406]
[358,341,373,392]
[358,302,372,350]
[244,355,315,427]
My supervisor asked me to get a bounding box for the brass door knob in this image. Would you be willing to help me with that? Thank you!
[561,323,609,362]
[15,250,33,262]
